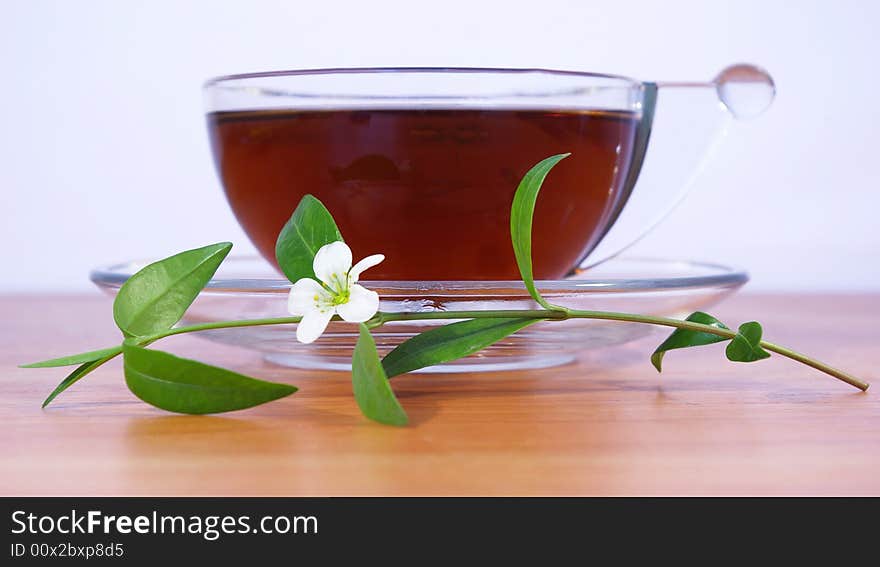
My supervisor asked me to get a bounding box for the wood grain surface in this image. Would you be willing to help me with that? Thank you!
[2,294,878,495]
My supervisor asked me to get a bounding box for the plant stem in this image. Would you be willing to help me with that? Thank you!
[758,341,867,391]
[565,310,869,392]
[146,316,302,342]
[379,309,868,391]
[143,309,868,391]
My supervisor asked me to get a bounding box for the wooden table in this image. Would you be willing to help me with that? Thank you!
[2,294,878,495]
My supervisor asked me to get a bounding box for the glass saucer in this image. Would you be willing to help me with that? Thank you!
[90,256,747,372]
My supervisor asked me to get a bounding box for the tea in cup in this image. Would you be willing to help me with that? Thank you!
[205,66,774,280]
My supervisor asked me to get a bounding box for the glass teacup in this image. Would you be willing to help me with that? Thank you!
[204,65,774,280]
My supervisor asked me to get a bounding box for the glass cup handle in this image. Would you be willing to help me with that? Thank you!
[578,64,776,271]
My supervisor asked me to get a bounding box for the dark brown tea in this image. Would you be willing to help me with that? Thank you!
[208,109,639,280]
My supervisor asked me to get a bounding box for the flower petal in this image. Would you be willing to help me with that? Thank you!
[336,284,380,323]
[296,308,334,344]
[313,241,352,289]
[287,278,330,316]
[349,254,385,283]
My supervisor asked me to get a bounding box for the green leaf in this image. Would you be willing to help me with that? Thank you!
[122,343,297,414]
[42,351,121,408]
[651,312,731,372]
[21,345,122,368]
[510,153,570,310]
[726,321,772,363]
[352,324,408,426]
[275,194,344,283]
[382,318,540,378]
[113,242,232,338]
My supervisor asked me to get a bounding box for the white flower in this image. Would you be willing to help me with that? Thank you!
[288,241,384,344]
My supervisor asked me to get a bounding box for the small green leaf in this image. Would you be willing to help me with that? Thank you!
[726,321,772,363]
[651,312,731,372]
[382,318,540,378]
[42,352,120,408]
[510,153,570,310]
[122,343,297,414]
[352,324,408,426]
[275,194,344,283]
[113,242,232,337]
[21,345,123,368]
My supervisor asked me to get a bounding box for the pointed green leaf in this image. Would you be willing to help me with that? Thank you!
[510,153,570,310]
[113,242,232,337]
[42,362,99,408]
[651,312,731,372]
[42,351,120,408]
[275,194,344,283]
[122,343,297,414]
[21,345,122,368]
[382,318,540,378]
[352,324,408,426]
[726,321,772,362]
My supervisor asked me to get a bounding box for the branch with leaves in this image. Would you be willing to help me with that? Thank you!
[22,155,870,425]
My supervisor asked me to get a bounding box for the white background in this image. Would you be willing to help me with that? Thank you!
[2,0,877,292]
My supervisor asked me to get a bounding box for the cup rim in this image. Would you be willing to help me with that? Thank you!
[202,66,643,90]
